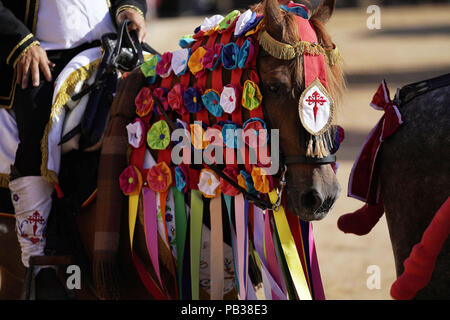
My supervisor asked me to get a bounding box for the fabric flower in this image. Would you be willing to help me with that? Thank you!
[171,48,190,76]
[237,170,257,195]
[126,118,145,149]
[242,80,262,111]
[179,35,195,48]
[175,164,189,193]
[234,9,255,37]
[218,10,240,31]
[242,118,268,148]
[220,85,240,114]
[205,124,224,147]
[200,14,224,32]
[220,166,240,196]
[188,47,207,76]
[190,123,210,150]
[201,89,223,117]
[156,52,173,78]
[184,87,203,113]
[153,87,169,114]
[141,55,161,78]
[222,122,240,149]
[135,87,154,117]
[221,42,239,70]
[198,169,221,198]
[147,162,172,193]
[251,166,270,194]
[168,84,187,115]
[244,15,264,36]
[202,44,223,71]
[119,165,143,196]
[147,120,171,150]
[238,38,257,69]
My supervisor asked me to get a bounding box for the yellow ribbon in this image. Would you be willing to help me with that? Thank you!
[129,194,140,248]
[268,191,312,300]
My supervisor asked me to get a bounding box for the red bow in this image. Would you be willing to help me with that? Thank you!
[348,80,403,204]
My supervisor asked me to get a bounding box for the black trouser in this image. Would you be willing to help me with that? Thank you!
[13,42,100,177]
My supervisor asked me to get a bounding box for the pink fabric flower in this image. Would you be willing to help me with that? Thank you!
[119,165,143,196]
[156,52,173,78]
[202,44,223,70]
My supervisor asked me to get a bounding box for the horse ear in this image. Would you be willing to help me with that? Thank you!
[264,0,284,39]
[310,0,336,24]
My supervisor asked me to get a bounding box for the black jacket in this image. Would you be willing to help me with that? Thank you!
[0,0,147,108]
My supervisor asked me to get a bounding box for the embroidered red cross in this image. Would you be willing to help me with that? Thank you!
[305,91,327,121]
[28,211,45,236]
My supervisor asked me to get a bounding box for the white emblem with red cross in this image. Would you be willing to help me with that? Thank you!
[299,78,335,135]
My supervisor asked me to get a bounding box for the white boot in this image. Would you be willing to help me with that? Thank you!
[9,176,54,268]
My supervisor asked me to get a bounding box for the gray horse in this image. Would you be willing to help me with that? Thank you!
[339,74,450,299]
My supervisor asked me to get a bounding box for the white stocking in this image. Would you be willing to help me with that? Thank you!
[9,176,54,268]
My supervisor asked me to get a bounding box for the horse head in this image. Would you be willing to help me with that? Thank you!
[257,0,345,221]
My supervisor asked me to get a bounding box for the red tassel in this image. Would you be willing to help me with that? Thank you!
[53,182,65,199]
[337,202,384,236]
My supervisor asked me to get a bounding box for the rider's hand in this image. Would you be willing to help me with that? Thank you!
[116,9,147,43]
[16,44,55,90]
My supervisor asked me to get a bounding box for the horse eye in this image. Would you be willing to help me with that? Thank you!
[266,83,283,94]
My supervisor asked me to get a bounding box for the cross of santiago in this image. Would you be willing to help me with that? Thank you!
[28,211,45,236]
[305,91,327,121]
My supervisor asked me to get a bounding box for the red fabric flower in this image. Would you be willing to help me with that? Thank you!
[135,87,154,117]
[220,166,240,196]
[168,83,187,115]
[147,162,173,193]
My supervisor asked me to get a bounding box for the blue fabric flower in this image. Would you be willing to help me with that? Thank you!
[179,35,195,48]
[241,15,263,36]
[184,87,203,113]
[201,89,223,117]
[221,42,239,70]
[240,170,258,195]
[280,5,308,19]
[222,122,240,149]
[235,11,257,37]
[175,166,187,193]
[237,38,256,69]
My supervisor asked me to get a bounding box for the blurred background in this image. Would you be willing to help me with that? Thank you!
[142,1,450,299]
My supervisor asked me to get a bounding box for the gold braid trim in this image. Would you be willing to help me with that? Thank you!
[0,173,10,188]
[258,30,342,65]
[12,40,40,68]
[115,5,145,19]
[6,34,34,65]
[40,59,101,184]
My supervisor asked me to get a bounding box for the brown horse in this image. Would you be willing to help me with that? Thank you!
[0,0,345,299]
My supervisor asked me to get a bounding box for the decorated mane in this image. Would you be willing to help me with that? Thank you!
[118,1,344,300]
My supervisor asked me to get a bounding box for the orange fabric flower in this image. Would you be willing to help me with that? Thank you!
[251,166,270,194]
[147,162,173,193]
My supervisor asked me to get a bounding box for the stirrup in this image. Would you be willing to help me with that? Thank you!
[23,255,73,300]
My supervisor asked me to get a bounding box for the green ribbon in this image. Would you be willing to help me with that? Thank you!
[190,190,204,300]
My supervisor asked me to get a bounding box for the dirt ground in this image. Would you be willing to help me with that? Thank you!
[145,4,450,300]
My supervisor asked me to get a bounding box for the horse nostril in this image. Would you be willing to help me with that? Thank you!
[300,189,323,212]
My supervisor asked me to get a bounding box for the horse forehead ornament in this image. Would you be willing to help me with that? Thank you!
[119,2,341,301]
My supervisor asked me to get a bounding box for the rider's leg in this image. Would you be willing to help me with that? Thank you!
[10,69,56,270]
[9,59,69,299]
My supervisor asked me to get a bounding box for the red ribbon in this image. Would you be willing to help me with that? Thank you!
[348,80,403,204]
